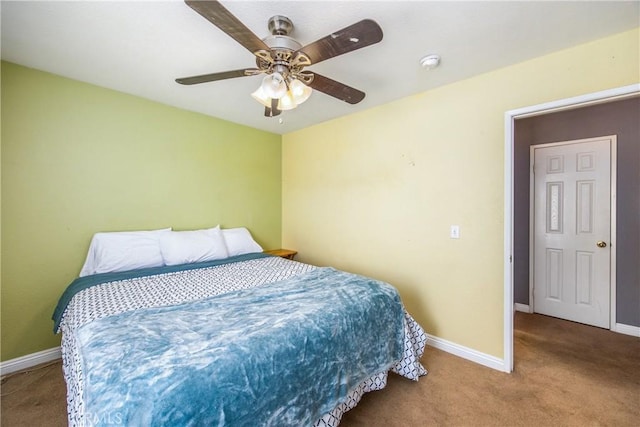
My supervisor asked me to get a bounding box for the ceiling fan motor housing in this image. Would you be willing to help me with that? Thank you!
[262,35,302,52]
[256,16,310,81]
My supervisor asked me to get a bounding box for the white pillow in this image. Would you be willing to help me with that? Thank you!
[79,228,171,277]
[159,226,229,266]
[222,227,263,257]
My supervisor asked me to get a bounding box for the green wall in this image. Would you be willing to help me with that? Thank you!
[1,62,282,361]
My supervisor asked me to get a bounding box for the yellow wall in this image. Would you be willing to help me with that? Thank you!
[282,29,639,358]
[1,62,282,361]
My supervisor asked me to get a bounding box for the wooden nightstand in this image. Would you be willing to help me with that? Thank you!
[264,249,297,260]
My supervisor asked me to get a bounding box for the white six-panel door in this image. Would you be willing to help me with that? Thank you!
[532,136,613,328]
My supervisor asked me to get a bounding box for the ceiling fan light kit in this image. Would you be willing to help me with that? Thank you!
[251,74,312,111]
[176,0,383,118]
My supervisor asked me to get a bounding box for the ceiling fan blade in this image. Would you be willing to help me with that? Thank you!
[185,0,269,54]
[175,68,259,85]
[307,73,365,104]
[297,19,383,65]
[265,98,282,117]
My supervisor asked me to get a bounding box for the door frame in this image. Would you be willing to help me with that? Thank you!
[528,137,617,328]
[503,83,639,373]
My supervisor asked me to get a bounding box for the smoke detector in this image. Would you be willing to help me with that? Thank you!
[420,54,441,70]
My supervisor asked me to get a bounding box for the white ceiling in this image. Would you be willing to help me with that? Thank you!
[2,1,638,134]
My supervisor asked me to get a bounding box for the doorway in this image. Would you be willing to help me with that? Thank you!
[503,84,640,373]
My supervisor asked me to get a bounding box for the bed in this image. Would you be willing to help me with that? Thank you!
[53,227,427,426]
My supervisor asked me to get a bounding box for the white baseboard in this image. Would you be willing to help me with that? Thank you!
[515,303,530,313]
[613,322,640,337]
[4,323,635,378]
[426,334,507,372]
[0,346,61,376]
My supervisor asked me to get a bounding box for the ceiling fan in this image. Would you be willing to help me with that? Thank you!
[176,0,383,117]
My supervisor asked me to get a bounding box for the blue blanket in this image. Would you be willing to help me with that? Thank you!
[75,267,405,426]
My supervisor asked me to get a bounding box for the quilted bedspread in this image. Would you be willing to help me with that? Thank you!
[75,267,405,426]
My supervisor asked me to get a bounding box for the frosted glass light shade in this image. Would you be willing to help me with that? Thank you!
[289,79,312,104]
[251,86,272,108]
[277,91,298,111]
[261,72,287,99]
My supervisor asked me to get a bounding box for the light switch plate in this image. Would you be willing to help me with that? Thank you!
[450,225,460,239]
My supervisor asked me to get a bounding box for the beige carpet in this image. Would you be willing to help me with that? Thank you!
[2,312,639,426]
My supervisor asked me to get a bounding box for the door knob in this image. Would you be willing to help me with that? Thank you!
[596,241,607,248]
